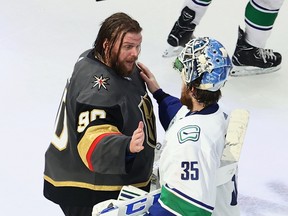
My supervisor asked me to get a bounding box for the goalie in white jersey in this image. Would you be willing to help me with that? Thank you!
[139,37,239,215]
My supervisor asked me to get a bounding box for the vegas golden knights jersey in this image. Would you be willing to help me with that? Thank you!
[44,49,157,206]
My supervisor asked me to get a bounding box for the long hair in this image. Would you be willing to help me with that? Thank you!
[93,12,142,62]
[188,74,222,107]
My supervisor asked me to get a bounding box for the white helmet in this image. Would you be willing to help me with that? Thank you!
[174,37,232,91]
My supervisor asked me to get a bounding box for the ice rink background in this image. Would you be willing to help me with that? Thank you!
[1,0,288,215]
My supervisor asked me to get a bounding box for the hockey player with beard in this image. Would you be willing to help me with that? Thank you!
[43,12,157,216]
[163,0,284,76]
[139,37,239,215]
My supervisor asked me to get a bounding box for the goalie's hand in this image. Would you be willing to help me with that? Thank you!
[130,121,145,153]
[138,62,160,94]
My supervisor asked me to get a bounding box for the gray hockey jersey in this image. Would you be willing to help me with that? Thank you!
[44,50,157,205]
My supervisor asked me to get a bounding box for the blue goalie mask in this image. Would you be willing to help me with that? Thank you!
[174,37,232,91]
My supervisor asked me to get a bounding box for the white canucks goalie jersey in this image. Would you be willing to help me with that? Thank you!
[147,89,240,216]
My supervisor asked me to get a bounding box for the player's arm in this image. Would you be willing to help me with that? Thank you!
[76,103,139,174]
[138,62,182,130]
[153,89,182,130]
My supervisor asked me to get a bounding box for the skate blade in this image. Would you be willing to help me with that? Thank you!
[162,45,183,58]
[230,65,281,77]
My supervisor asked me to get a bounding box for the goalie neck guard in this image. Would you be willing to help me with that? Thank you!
[174,37,232,91]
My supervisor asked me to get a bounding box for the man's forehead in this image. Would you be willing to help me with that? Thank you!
[122,32,142,43]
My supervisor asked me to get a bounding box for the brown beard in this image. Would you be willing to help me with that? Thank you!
[116,61,136,77]
[180,88,193,111]
[110,54,137,77]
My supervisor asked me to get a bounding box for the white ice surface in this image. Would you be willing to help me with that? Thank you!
[0,0,287,215]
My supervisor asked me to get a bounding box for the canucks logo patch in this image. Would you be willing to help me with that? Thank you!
[92,74,110,90]
[177,125,200,143]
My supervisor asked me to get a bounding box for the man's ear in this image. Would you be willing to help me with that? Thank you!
[190,87,197,98]
[189,86,195,93]
[103,39,109,50]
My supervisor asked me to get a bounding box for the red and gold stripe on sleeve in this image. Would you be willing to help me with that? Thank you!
[77,124,121,170]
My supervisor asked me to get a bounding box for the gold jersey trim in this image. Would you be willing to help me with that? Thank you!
[44,175,151,191]
[77,124,120,169]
